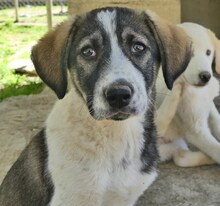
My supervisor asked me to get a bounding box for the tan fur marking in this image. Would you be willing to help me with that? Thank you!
[145,10,192,89]
[208,29,220,74]
[31,18,75,98]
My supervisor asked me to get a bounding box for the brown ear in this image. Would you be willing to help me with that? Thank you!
[31,19,75,99]
[144,11,192,89]
[215,40,220,74]
[208,30,220,74]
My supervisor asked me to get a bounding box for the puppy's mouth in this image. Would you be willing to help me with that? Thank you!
[107,112,130,121]
[193,81,209,87]
[90,107,137,121]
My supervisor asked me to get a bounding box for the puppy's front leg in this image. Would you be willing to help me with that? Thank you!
[209,103,220,141]
[50,189,103,206]
[185,126,220,164]
[173,150,215,167]
[156,82,183,136]
[102,191,137,206]
[49,166,105,206]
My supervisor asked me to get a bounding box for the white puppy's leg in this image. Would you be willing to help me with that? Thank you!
[185,126,220,164]
[158,142,177,162]
[173,150,215,167]
[209,103,220,141]
[156,82,182,136]
[158,138,188,162]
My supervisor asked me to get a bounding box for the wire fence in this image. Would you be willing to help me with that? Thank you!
[0,0,68,26]
[0,0,67,9]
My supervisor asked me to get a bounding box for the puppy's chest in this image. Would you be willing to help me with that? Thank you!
[47,121,144,172]
[47,118,146,203]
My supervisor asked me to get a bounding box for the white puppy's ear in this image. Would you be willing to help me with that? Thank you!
[208,30,220,74]
[31,19,76,99]
[215,40,220,74]
[144,11,192,89]
[215,39,220,74]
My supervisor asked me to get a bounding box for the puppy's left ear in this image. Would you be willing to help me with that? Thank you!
[208,30,220,74]
[144,11,192,89]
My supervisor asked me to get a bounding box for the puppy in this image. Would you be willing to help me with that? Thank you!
[156,23,220,167]
[0,7,191,206]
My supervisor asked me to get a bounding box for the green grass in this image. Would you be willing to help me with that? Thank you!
[0,82,44,101]
[0,22,46,100]
[0,6,68,101]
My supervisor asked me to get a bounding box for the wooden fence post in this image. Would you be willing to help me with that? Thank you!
[14,0,19,23]
[46,0,53,30]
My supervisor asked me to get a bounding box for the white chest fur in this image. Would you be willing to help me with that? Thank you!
[46,90,157,206]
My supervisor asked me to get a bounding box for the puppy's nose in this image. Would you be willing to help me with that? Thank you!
[199,71,211,83]
[105,83,133,109]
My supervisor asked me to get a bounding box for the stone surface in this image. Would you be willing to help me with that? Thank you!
[0,89,220,206]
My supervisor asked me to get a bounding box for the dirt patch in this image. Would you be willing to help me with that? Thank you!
[0,88,56,182]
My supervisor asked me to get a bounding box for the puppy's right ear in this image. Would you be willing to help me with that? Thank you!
[31,19,75,99]
[144,11,192,90]
[215,40,220,74]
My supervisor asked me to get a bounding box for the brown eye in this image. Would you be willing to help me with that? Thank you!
[82,47,96,57]
[131,42,146,54]
[206,49,211,56]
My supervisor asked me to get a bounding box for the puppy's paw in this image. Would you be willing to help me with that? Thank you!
[158,142,177,162]
[173,149,215,167]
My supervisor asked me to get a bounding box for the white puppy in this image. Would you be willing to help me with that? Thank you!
[156,22,220,167]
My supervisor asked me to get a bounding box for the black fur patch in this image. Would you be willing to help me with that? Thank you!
[140,88,159,173]
[0,129,54,206]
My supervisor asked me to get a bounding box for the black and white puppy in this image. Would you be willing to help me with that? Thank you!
[0,7,192,206]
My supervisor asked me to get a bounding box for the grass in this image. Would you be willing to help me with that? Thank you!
[0,5,68,101]
[0,83,44,101]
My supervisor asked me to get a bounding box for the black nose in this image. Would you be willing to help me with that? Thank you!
[105,84,133,109]
[199,71,211,83]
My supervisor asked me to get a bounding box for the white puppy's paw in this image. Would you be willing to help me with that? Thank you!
[157,141,177,162]
[173,149,215,167]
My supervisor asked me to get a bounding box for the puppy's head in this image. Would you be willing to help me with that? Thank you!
[179,23,220,86]
[32,7,192,120]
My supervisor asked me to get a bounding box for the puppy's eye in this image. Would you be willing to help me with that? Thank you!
[81,47,96,57]
[206,49,211,56]
[131,42,146,54]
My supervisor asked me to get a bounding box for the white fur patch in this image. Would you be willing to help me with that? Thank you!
[93,10,148,119]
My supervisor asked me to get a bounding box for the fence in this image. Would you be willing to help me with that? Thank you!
[0,0,67,9]
[0,0,68,27]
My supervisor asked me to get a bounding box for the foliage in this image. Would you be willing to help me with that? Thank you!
[0,6,67,101]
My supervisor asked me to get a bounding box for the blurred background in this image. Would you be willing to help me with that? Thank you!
[0,0,219,101]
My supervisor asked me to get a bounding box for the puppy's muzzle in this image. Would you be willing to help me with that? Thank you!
[104,81,134,109]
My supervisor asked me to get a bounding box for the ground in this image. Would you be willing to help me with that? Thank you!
[0,89,220,206]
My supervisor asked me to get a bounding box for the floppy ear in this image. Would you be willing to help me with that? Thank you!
[144,11,192,89]
[208,30,220,74]
[31,19,75,99]
[215,40,220,74]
